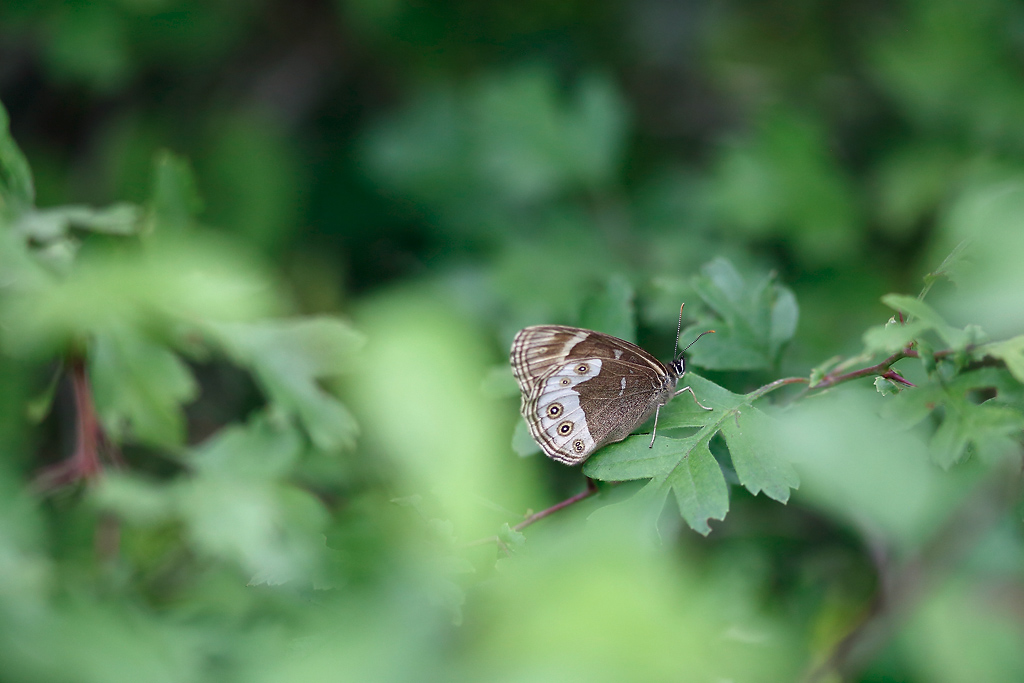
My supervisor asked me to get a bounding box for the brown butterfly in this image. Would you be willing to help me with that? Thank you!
[510,310,713,465]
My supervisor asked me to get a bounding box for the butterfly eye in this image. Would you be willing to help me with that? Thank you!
[573,440,585,453]
[575,363,589,374]
[546,403,563,418]
[558,420,573,435]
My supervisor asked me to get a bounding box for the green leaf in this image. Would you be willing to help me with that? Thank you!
[209,318,364,452]
[0,99,34,219]
[15,203,143,243]
[662,439,729,535]
[720,407,798,502]
[175,475,328,584]
[585,374,799,534]
[881,294,969,349]
[862,317,930,354]
[885,368,1024,468]
[578,273,636,343]
[92,473,174,525]
[983,336,1024,384]
[187,412,304,480]
[0,235,283,355]
[683,258,799,371]
[148,150,203,232]
[512,420,540,457]
[90,326,198,448]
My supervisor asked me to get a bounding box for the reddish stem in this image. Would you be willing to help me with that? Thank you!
[513,477,599,532]
[33,357,104,491]
[465,478,599,548]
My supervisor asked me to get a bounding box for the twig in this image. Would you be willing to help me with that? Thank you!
[464,478,599,548]
[33,356,104,492]
[513,477,598,532]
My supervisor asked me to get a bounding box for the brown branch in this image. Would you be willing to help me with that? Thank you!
[33,356,105,492]
[464,478,599,548]
[514,477,599,531]
[810,348,918,391]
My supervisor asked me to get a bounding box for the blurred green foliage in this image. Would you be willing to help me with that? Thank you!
[3,0,1024,680]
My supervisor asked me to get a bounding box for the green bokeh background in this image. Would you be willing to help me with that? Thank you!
[3,0,1024,681]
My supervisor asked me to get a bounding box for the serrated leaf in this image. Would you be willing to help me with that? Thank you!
[881,294,968,349]
[497,523,527,549]
[721,407,799,502]
[90,326,198,448]
[209,318,364,452]
[0,100,34,219]
[661,439,728,535]
[187,412,303,480]
[984,336,1024,383]
[579,273,635,343]
[584,374,798,533]
[924,240,970,288]
[862,318,930,354]
[684,258,798,371]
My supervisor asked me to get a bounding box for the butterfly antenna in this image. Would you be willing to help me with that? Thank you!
[680,329,716,356]
[673,303,685,358]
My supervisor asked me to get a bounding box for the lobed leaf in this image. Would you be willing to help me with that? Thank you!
[209,318,364,452]
[585,374,799,534]
[90,326,198,448]
[684,258,799,371]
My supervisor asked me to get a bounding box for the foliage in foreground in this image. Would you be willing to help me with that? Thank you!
[3,96,1024,683]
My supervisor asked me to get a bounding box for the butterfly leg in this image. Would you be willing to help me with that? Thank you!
[675,385,712,411]
[648,404,662,448]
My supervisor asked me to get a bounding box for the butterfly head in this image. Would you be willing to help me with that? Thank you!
[672,329,715,379]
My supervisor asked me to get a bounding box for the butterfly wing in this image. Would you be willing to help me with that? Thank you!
[511,326,673,465]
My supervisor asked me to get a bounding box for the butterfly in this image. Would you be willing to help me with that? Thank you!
[510,310,712,465]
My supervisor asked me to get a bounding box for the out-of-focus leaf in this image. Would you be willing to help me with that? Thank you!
[777,389,977,550]
[984,336,1024,383]
[198,110,303,251]
[468,513,801,681]
[91,326,198,448]
[886,368,1024,468]
[148,150,203,232]
[683,258,798,371]
[578,274,635,343]
[363,69,627,213]
[44,2,130,91]
[511,420,540,457]
[873,145,963,237]
[585,374,798,534]
[0,234,282,355]
[0,100,34,219]
[710,108,859,264]
[15,203,143,242]
[175,475,328,585]
[186,412,304,480]
[900,579,1024,682]
[92,474,174,526]
[209,318,364,452]
[934,179,1024,337]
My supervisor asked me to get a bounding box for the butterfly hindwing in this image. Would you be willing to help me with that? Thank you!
[511,326,677,464]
